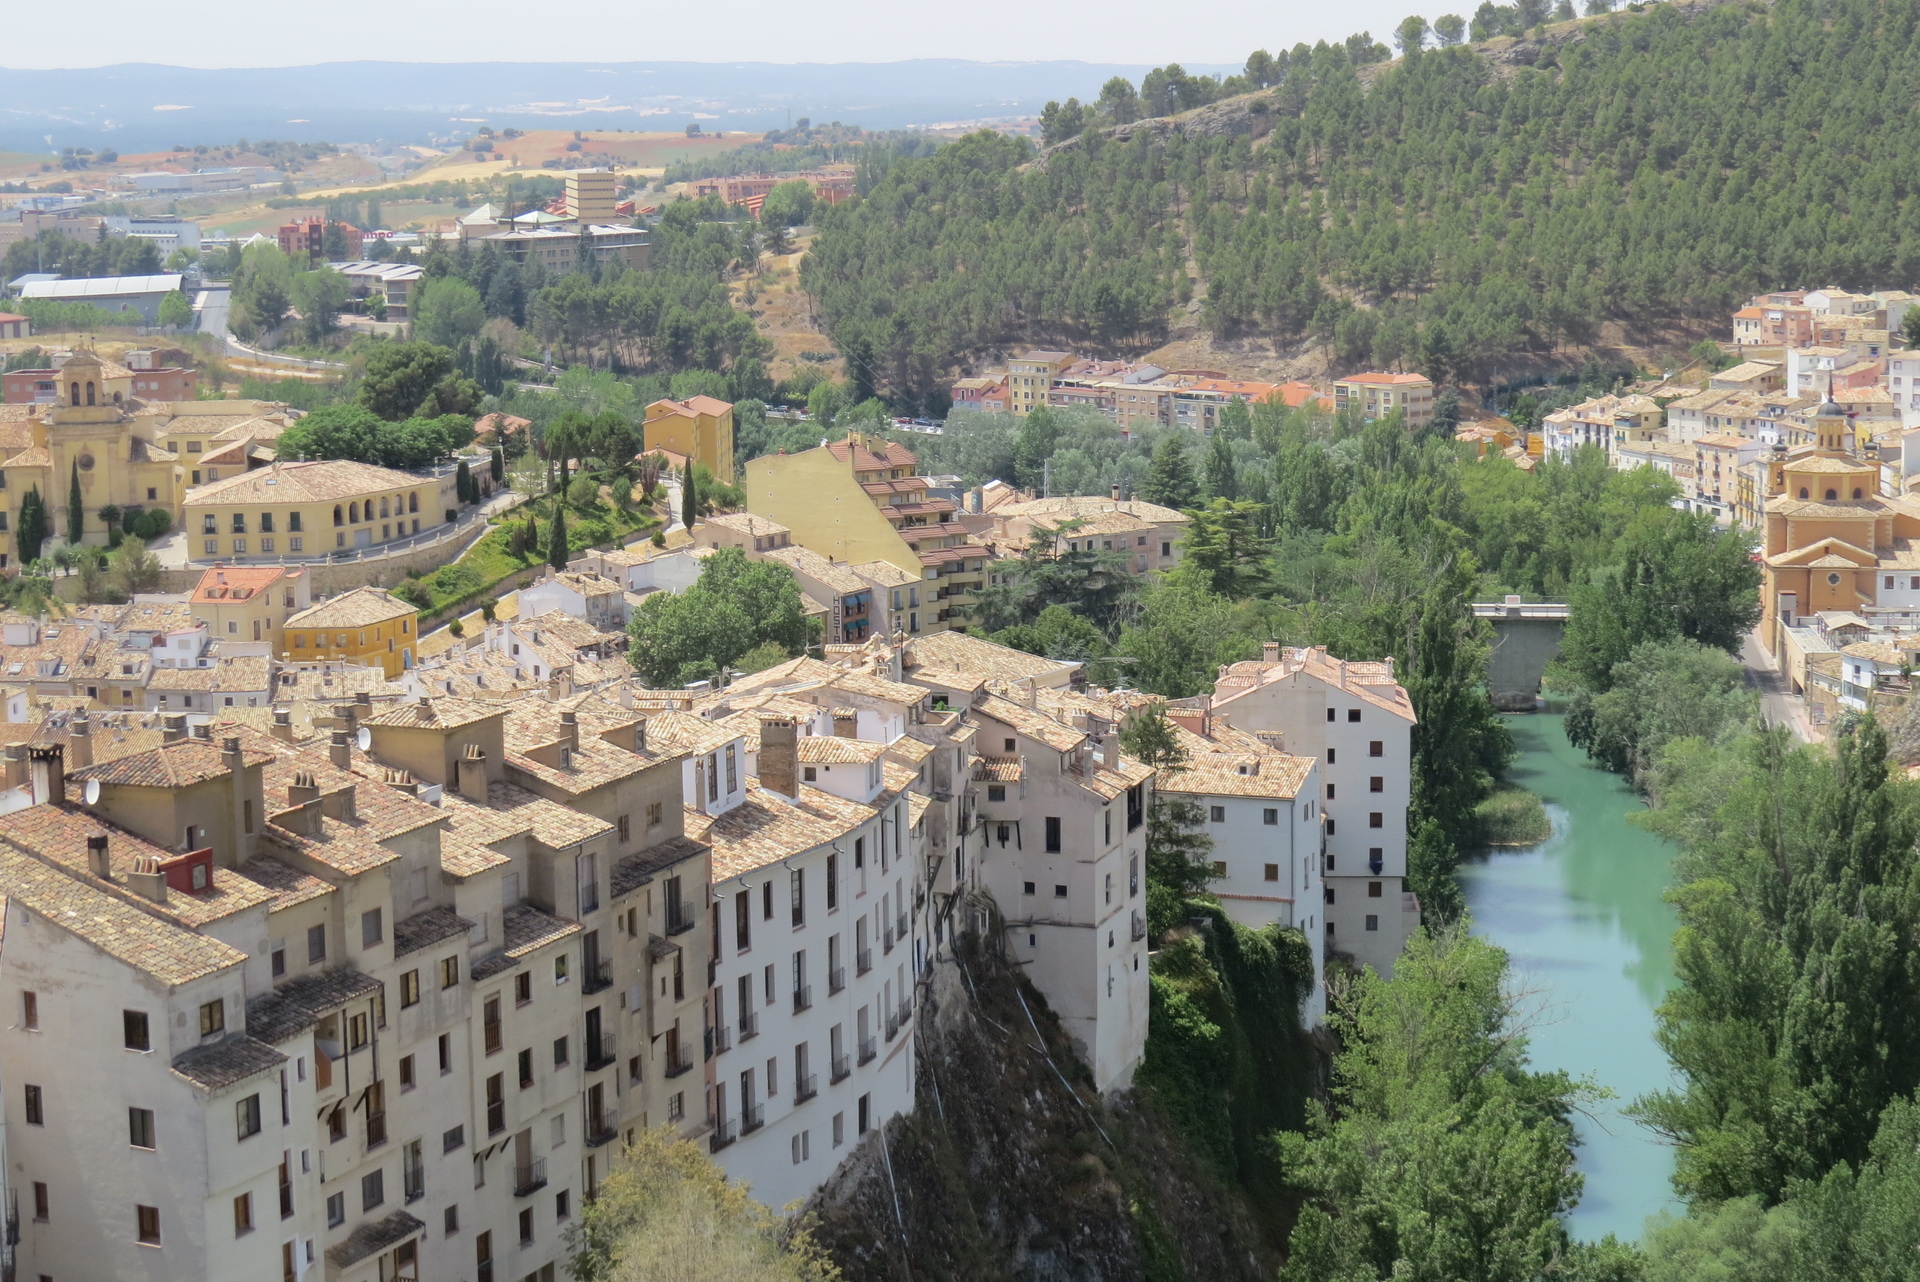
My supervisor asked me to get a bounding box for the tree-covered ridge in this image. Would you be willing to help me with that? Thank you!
[806,0,1920,404]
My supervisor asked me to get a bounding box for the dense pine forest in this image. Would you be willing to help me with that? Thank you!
[803,0,1920,404]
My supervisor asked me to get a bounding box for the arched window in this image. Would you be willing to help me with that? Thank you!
[408,492,418,513]
[1826,489,1838,501]
[1853,488,1864,500]
[85,382,95,406]
[111,391,121,404]
[1799,487,1810,499]
[349,502,359,523]
[68,383,79,406]
[333,505,344,526]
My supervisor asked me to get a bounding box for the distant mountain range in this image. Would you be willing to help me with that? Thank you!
[0,60,1240,153]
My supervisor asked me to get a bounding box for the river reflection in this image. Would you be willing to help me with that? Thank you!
[1458,713,1682,1242]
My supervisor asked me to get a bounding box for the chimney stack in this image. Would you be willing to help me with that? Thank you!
[288,768,321,808]
[161,713,187,745]
[271,708,296,743]
[1110,482,1122,502]
[86,832,111,880]
[831,708,859,740]
[3,745,26,791]
[125,856,168,905]
[329,729,352,770]
[28,745,63,807]
[458,744,490,801]
[191,722,212,741]
[1262,641,1281,663]
[68,712,93,770]
[758,716,798,799]
[559,709,579,750]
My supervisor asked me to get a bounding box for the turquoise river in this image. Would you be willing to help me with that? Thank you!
[1457,712,1683,1243]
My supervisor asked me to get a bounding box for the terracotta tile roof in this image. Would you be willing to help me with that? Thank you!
[171,1036,288,1091]
[364,695,503,731]
[642,709,741,757]
[975,695,1087,753]
[73,738,274,788]
[234,855,335,908]
[394,905,475,958]
[486,780,613,847]
[1337,371,1431,386]
[611,834,708,896]
[472,904,580,978]
[905,631,1072,685]
[247,967,385,1044]
[848,559,920,588]
[995,495,1189,526]
[701,512,789,537]
[274,665,397,704]
[1158,724,1314,800]
[191,564,300,605]
[1213,646,1417,724]
[284,587,415,631]
[0,804,275,926]
[763,546,869,596]
[326,1211,426,1270]
[973,756,1022,782]
[826,437,918,473]
[118,602,196,634]
[690,779,877,881]
[186,458,428,505]
[0,842,244,986]
[795,735,888,764]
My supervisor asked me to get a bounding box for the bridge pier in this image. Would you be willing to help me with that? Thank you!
[1472,597,1569,711]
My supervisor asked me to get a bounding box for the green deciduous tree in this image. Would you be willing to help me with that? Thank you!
[412,276,487,349]
[625,547,808,687]
[157,289,193,329]
[1279,926,1587,1282]
[358,341,483,421]
[105,536,163,599]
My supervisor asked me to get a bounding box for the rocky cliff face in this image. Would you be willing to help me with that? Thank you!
[805,938,1271,1282]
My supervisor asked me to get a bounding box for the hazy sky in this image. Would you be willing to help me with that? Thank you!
[8,0,1436,68]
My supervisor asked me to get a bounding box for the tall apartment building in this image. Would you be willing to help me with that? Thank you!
[1006,350,1076,417]
[1206,644,1421,976]
[565,170,620,225]
[1332,372,1436,432]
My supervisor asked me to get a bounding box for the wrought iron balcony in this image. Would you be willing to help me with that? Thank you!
[513,1159,547,1197]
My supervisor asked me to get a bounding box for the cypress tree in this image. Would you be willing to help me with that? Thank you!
[16,487,47,563]
[547,505,568,570]
[525,513,539,557]
[456,459,474,505]
[66,461,82,546]
[681,469,697,530]
[490,447,504,484]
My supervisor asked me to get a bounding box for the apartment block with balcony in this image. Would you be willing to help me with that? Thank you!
[1332,371,1436,431]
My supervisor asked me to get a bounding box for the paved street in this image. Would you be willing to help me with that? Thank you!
[1741,630,1814,743]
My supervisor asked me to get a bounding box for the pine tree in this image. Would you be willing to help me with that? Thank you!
[547,505,568,570]
[66,461,82,546]
[1141,433,1199,510]
[1203,430,1237,500]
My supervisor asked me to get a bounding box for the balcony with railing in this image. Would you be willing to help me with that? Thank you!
[586,1117,619,1148]
[896,909,909,939]
[665,1047,695,1078]
[858,1036,877,1066]
[792,984,812,1013]
[585,1032,618,1072]
[831,1054,851,1084]
[713,1023,732,1055]
[582,958,614,995]
[708,1118,736,1153]
[794,1073,818,1102]
[666,904,697,936]
[738,1011,759,1042]
[740,1102,765,1135]
[856,947,872,975]
[898,996,912,1026]
[828,966,846,994]
[884,1011,899,1042]
[514,1159,547,1197]
[883,925,895,954]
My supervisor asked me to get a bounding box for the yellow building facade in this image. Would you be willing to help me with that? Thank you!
[189,564,313,653]
[182,459,443,564]
[1007,350,1075,417]
[643,396,736,484]
[283,586,419,676]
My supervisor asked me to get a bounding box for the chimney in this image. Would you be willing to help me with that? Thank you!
[28,745,63,807]
[192,722,212,742]
[288,768,321,808]
[759,716,798,799]
[68,712,93,770]
[549,670,573,701]
[329,729,351,770]
[1262,641,1281,663]
[559,709,579,750]
[458,744,490,801]
[384,767,419,797]
[3,745,25,791]
[270,708,296,743]
[161,713,187,744]
[86,832,111,880]
[617,682,635,711]
[125,855,168,905]
[1110,482,1122,502]
[831,708,859,740]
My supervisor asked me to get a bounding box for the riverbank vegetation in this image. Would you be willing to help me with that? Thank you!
[1474,786,1550,846]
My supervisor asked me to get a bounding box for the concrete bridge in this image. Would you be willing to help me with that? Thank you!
[1473,597,1569,710]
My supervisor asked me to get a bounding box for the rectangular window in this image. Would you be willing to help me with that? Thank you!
[1209,805,1226,822]
[1369,881,1383,897]
[327,1192,344,1227]
[234,1192,253,1236]
[361,908,383,948]
[236,1094,261,1140]
[200,998,225,1038]
[1044,817,1062,853]
[129,1106,155,1149]
[361,1169,384,1212]
[483,997,502,1055]
[735,891,751,952]
[826,853,838,910]
[290,536,303,552]
[441,956,460,988]
[1369,812,1384,829]
[1365,914,1380,931]
[790,868,805,928]
[307,925,326,964]
[124,1010,150,1051]
[21,991,36,1030]
[1264,863,1280,881]
[137,1203,161,1245]
[400,970,419,1007]
[23,1083,42,1124]
[1348,708,1361,722]
[1369,777,1384,793]
[444,1125,465,1153]
[516,972,532,1006]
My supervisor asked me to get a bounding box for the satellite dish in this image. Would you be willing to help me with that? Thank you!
[355,727,371,751]
[83,779,101,805]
